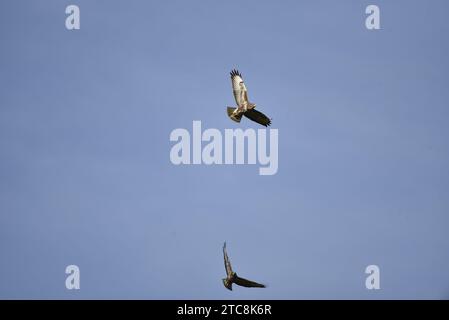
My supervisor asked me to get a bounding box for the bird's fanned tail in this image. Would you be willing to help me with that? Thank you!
[227,107,243,123]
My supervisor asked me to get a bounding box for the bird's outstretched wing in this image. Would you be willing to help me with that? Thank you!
[230,69,248,107]
[244,109,272,127]
[223,242,233,277]
[234,275,266,288]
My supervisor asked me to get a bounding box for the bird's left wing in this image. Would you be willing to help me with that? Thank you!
[234,275,266,288]
[223,242,233,276]
[230,69,248,107]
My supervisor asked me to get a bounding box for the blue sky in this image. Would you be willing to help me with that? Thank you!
[1,0,449,299]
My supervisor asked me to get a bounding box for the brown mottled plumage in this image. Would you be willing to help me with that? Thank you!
[227,69,272,127]
[222,242,266,291]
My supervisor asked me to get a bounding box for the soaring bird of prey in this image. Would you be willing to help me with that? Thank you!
[222,242,266,291]
[227,69,272,127]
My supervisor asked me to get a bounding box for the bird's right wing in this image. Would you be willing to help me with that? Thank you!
[223,242,233,276]
[234,275,266,288]
[243,109,272,127]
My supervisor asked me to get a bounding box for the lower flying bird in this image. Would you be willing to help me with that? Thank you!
[222,242,266,291]
[227,69,272,127]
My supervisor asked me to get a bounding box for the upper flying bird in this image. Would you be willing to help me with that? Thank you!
[227,69,272,127]
[222,242,266,291]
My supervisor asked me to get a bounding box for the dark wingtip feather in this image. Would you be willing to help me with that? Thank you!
[230,69,242,79]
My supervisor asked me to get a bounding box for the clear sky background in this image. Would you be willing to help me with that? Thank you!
[1,0,449,299]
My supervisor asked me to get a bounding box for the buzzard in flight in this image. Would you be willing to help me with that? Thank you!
[227,69,272,127]
[222,242,266,291]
